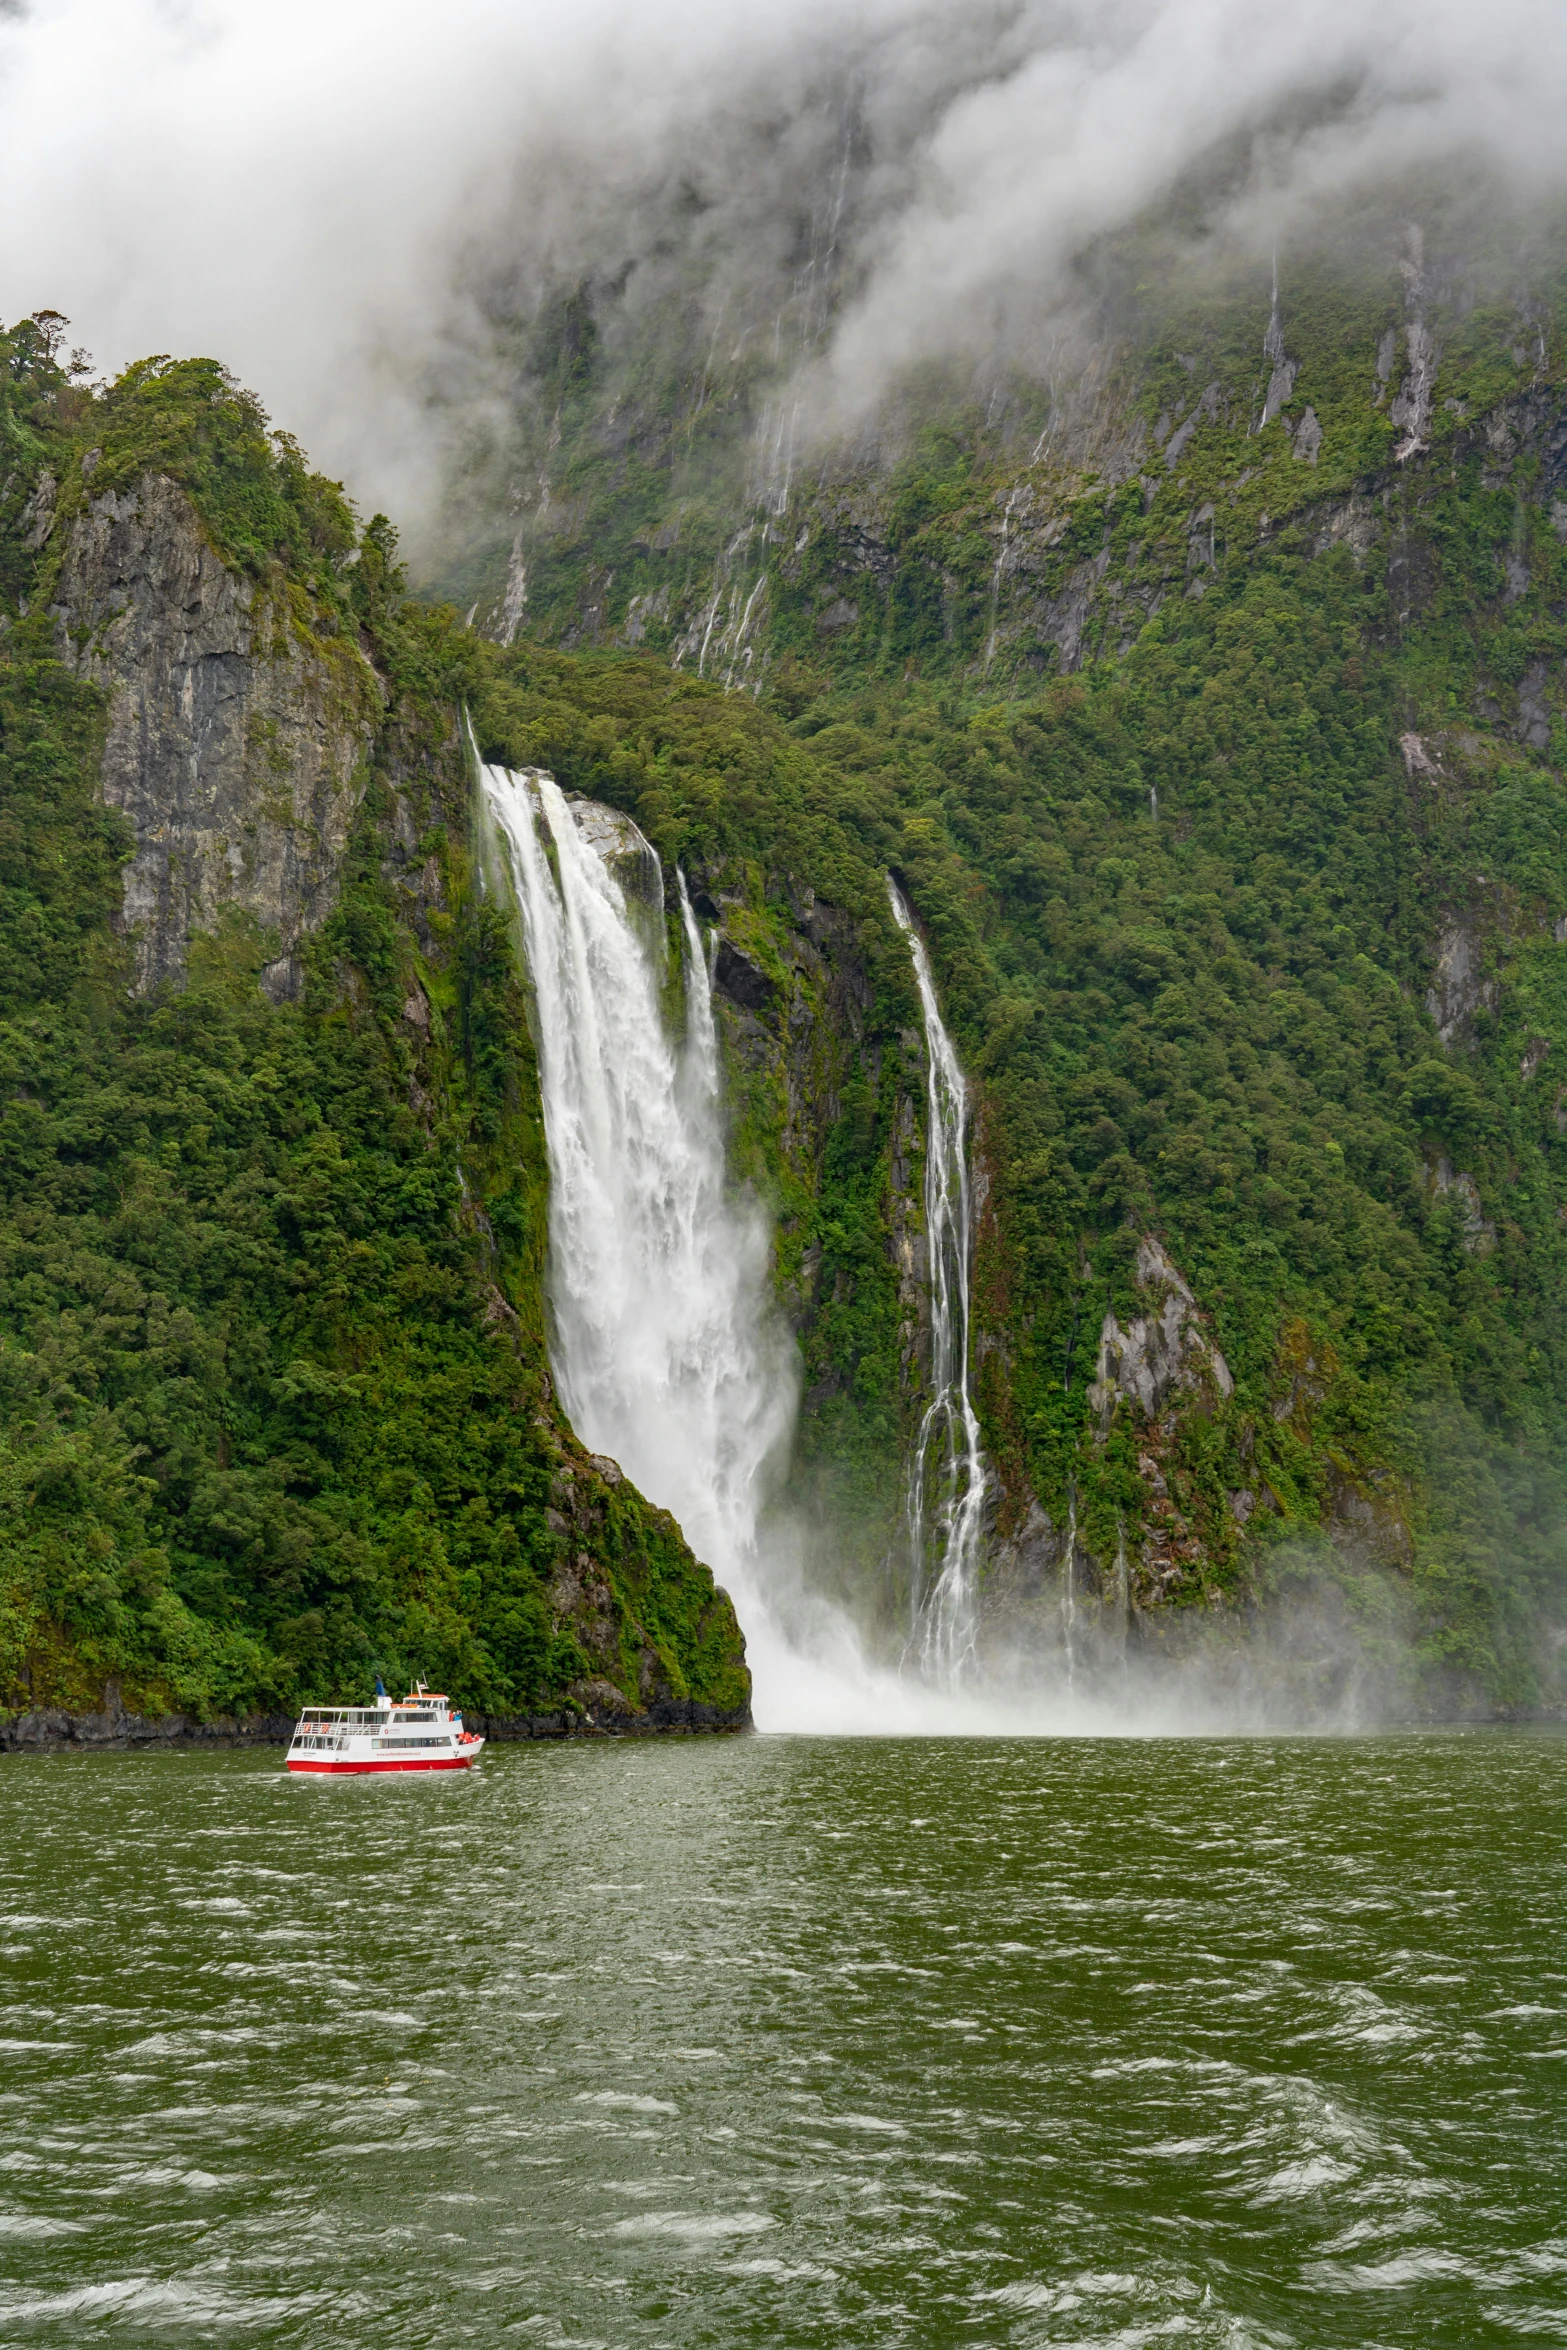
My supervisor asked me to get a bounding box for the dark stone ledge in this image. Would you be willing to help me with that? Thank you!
[2,1697,752,1752]
[0,1706,296,1753]
[472,1698,752,1740]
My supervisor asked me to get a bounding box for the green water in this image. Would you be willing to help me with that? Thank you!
[1,1734,1564,2346]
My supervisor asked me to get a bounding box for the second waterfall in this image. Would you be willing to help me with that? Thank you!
[888,881,989,1683]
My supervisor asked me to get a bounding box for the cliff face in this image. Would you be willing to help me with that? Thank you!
[695,869,927,1609]
[0,330,749,1738]
[50,473,380,998]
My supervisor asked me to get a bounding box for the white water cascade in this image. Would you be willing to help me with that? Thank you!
[887,880,989,1684]
[480,763,797,1635]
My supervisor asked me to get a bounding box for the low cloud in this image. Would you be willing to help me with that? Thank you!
[3,0,1565,528]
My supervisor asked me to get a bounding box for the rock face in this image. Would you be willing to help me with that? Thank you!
[540,1432,753,1729]
[0,1698,294,1752]
[1426,916,1497,1047]
[50,474,381,996]
[0,1693,748,1750]
[677,866,926,1600]
[566,790,663,908]
[1087,1237,1234,1429]
[1089,1237,1237,1605]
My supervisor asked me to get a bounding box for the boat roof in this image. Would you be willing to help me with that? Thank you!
[296,1692,456,1717]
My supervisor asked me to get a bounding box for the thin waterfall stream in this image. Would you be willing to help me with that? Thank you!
[887,880,988,1684]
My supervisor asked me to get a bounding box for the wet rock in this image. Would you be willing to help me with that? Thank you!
[986,1498,1061,1599]
[1425,918,1497,1047]
[564,793,663,908]
[473,1697,750,1740]
[569,1675,641,1722]
[1514,658,1553,749]
[20,469,56,551]
[1328,1468,1414,1568]
[1430,1153,1496,1255]
[714,940,775,1012]
[1012,545,1110,673]
[1165,382,1221,469]
[1087,1236,1233,1430]
[51,473,381,993]
[1312,495,1380,564]
[0,1704,294,1751]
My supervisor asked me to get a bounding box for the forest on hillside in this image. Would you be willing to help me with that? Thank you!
[6,192,1567,1721]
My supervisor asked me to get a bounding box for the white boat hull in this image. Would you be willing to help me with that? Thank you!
[287,1746,484,1775]
[285,1688,484,1775]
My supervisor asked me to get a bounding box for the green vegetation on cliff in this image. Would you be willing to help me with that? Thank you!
[0,316,748,1726]
[9,193,1567,1725]
[433,214,1567,1711]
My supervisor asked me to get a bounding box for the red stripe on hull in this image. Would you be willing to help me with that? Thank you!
[287,1756,475,1774]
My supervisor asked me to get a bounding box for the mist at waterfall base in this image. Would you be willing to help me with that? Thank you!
[480,765,1430,1735]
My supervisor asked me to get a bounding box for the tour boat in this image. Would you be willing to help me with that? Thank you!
[286,1683,485,1774]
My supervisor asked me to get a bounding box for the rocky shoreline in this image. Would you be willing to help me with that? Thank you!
[0,1688,752,1753]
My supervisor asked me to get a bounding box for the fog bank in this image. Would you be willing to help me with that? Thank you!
[3,0,1565,530]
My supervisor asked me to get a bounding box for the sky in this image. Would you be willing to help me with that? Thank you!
[3,0,1565,530]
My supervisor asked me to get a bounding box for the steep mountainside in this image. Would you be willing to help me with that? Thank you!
[438,216,1567,1714]
[8,194,1567,1728]
[0,323,748,1737]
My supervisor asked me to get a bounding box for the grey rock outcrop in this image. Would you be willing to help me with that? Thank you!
[0,1700,294,1752]
[0,1694,749,1749]
[1087,1236,1233,1430]
[50,473,381,995]
[1430,1153,1496,1256]
[1425,916,1497,1046]
[566,790,663,907]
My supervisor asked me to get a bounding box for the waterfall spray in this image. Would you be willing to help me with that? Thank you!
[1112,1514,1132,1677]
[887,879,988,1684]
[464,767,1368,1733]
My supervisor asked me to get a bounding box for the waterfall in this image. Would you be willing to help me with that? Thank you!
[1112,1514,1132,1676]
[887,880,988,1683]
[479,762,796,1617]
[1062,1488,1079,1693]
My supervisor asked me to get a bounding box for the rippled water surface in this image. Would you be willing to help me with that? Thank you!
[2,1734,1565,2345]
